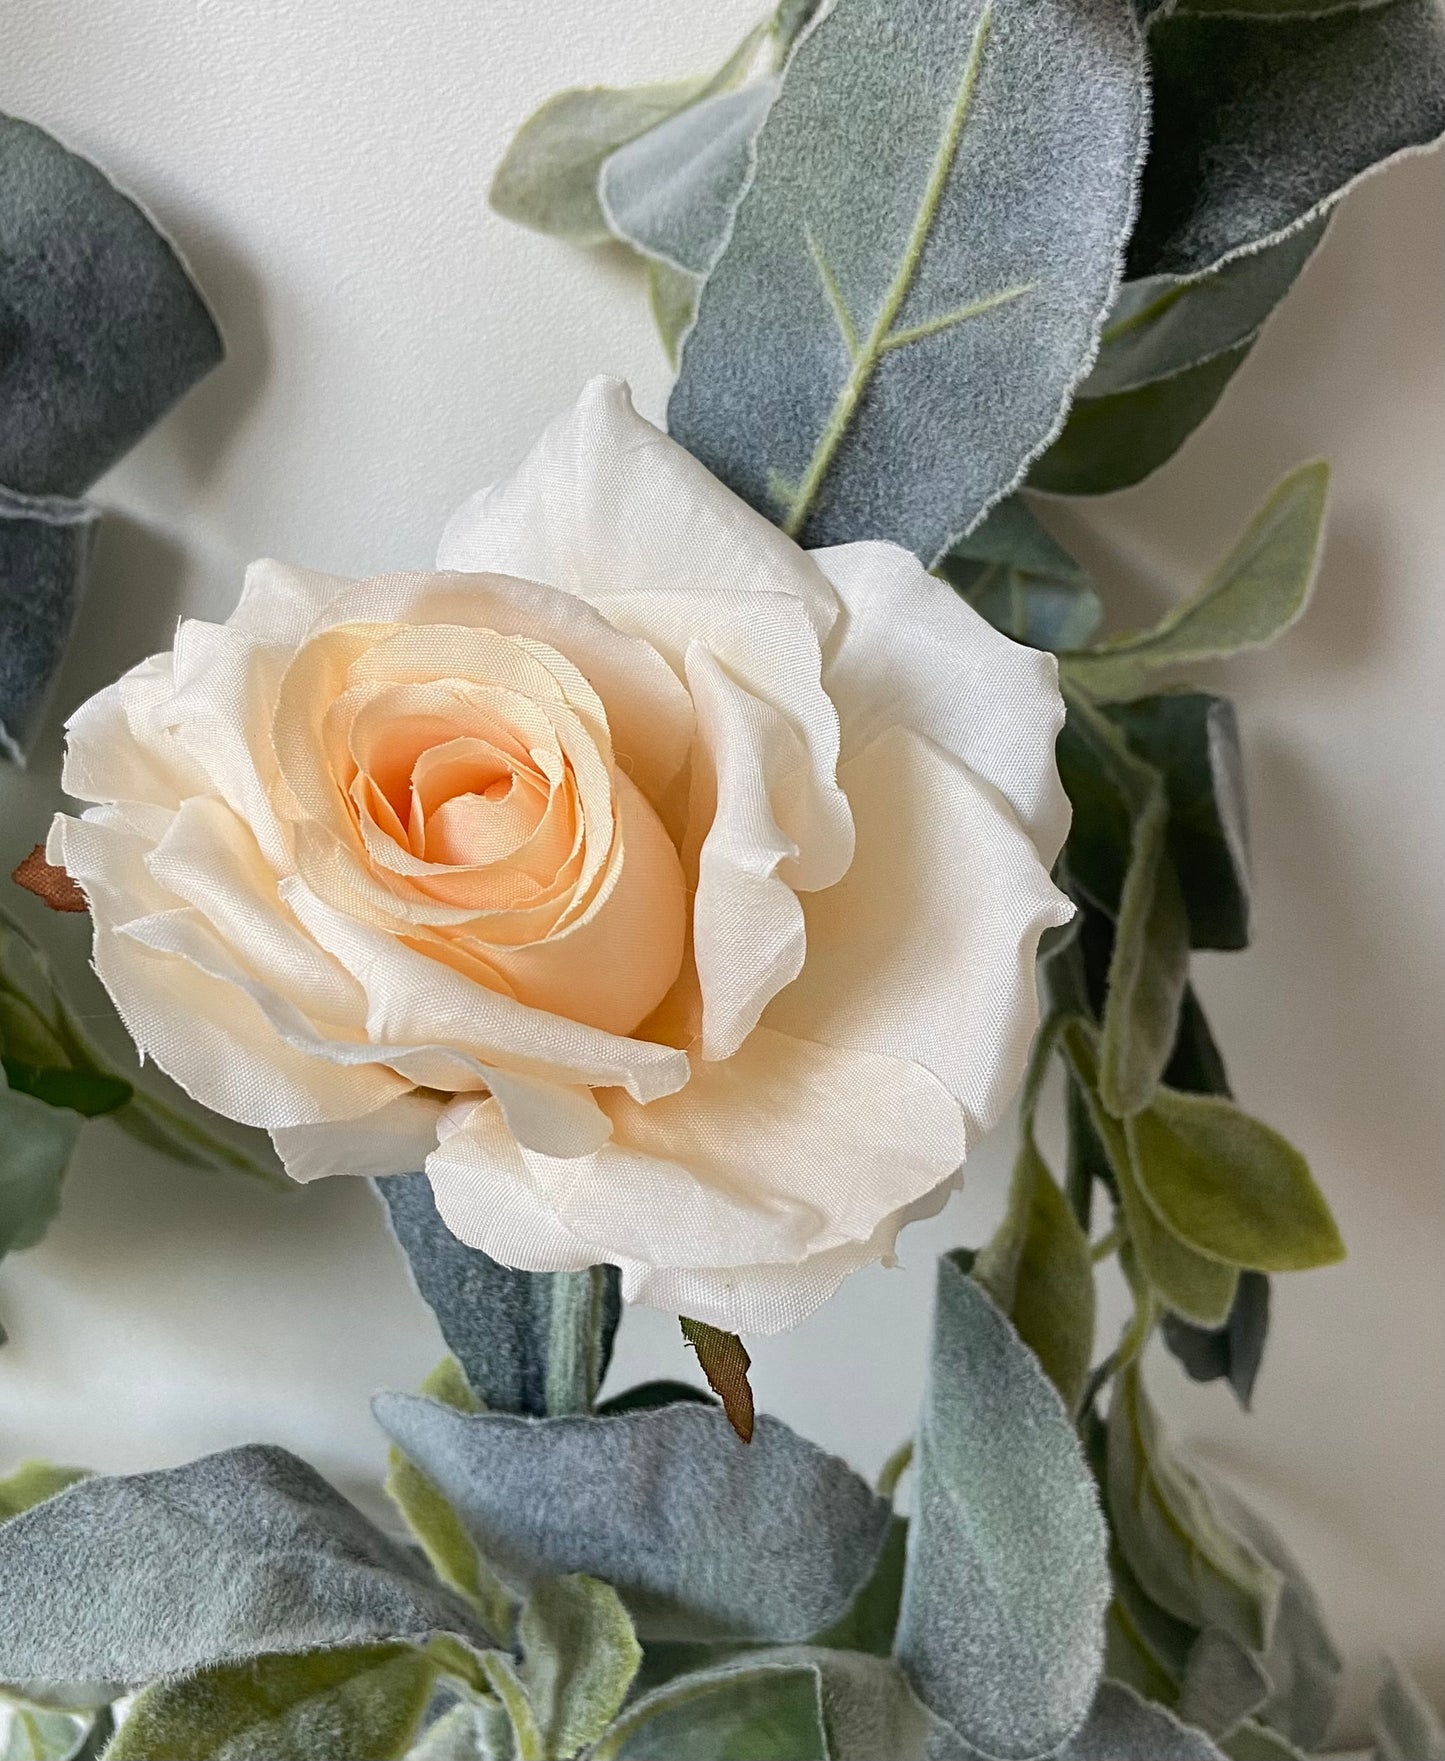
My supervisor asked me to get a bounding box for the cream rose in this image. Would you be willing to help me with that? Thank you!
[50,379,1072,1333]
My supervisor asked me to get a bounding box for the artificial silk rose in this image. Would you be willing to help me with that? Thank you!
[50,379,1071,1333]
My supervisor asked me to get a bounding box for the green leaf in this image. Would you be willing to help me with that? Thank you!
[0,989,69,1070]
[937,497,1102,652]
[0,1708,96,1761]
[1127,1090,1344,1272]
[1062,463,1328,700]
[0,1445,486,1684]
[1105,695,1251,953]
[1162,1271,1271,1410]
[109,1085,286,1186]
[974,1131,1095,1412]
[1373,1659,1445,1761]
[1106,1364,1282,1652]
[1176,1628,1271,1740]
[594,1380,716,1417]
[105,1645,437,1761]
[384,1360,514,1646]
[1220,1723,1308,1761]
[591,1661,829,1761]
[0,1462,89,1523]
[1130,2,1445,280]
[647,261,700,365]
[1062,1020,1238,1325]
[374,1397,890,1644]
[814,1516,908,1656]
[0,1076,83,1258]
[1029,344,1249,496]
[402,1704,500,1761]
[668,0,1147,560]
[518,1576,641,1759]
[895,1259,1110,1758]
[1,1061,131,1118]
[376,1174,620,1417]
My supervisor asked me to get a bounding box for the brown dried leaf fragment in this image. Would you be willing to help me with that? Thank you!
[12,844,88,912]
[680,1317,755,1443]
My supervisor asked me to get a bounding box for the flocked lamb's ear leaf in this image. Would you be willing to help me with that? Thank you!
[0,1445,487,1685]
[518,1575,642,1760]
[1219,1724,1310,1761]
[1131,0,1445,280]
[937,496,1103,651]
[375,1173,620,1417]
[1162,1269,1271,1409]
[1372,1658,1445,1761]
[404,1702,501,1761]
[373,1396,891,1644]
[1063,463,1328,703]
[667,0,1147,561]
[0,1462,90,1522]
[895,1258,1110,1759]
[0,113,223,500]
[647,261,701,364]
[594,1380,717,1417]
[1127,1090,1344,1273]
[814,1516,909,1657]
[1063,1681,1228,1759]
[1104,695,1251,953]
[0,489,99,762]
[1203,1481,1343,1752]
[1029,344,1249,496]
[103,1644,439,1761]
[795,1648,976,1761]
[1106,1365,1282,1653]
[590,1660,829,1761]
[601,81,780,277]
[1175,1628,1272,1740]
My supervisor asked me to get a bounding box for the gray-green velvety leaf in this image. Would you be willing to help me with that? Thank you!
[1107,1365,1282,1651]
[787,1650,966,1761]
[1083,220,1326,399]
[375,1173,620,1416]
[0,1445,486,1683]
[0,1709,95,1761]
[519,1575,641,1758]
[1219,1723,1308,1761]
[1374,1659,1445,1761]
[601,81,779,276]
[668,0,1147,560]
[1176,1628,1271,1739]
[489,78,712,245]
[937,497,1102,651]
[0,114,223,499]
[895,1259,1109,1758]
[104,1645,437,1761]
[1029,344,1248,495]
[1106,694,1251,952]
[0,1075,83,1258]
[374,1396,890,1643]
[814,1516,908,1656]
[974,1132,1095,1412]
[1129,0,1445,279]
[0,489,98,761]
[1,1063,130,1117]
[403,1705,496,1761]
[1064,1682,1227,1759]
[647,261,701,364]
[1127,1089,1345,1271]
[592,1660,829,1760]
[1205,1482,1342,1751]
[1063,463,1328,701]
[1162,1270,1271,1409]
[594,1380,716,1417]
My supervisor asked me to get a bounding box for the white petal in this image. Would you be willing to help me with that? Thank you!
[437,376,839,651]
[61,654,210,810]
[272,1090,447,1182]
[765,725,1073,1145]
[229,557,353,647]
[813,541,1071,866]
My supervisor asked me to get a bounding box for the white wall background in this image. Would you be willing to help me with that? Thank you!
[3,0,1441,1742]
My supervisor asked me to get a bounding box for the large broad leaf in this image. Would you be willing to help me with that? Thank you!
[518,1576,641,1760]
[1131,0,1445,279]
[0,489,98,761]
[374,1396,890,1643]
[375,1173,620,1417]
[1373,1659,1445,1761]
[1175,1629,1271,1740]
[895,1259,1110,1758]
[1106,695,1251,953]
[0,113,223,499]
[668,0,1147,560]
[592,1660,829,1760]
[1106,1366,1282,1652]
[1062,464,1328,703]
[1127,1090,1344,1273]
[0,1446,486,1684]
[1029,345,1249,495]
[104,1645,438,1761]
[973,1132,1096,1412]
[936,496,1102,652]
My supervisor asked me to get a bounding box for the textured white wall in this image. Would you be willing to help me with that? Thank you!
[3,0,1441,1740]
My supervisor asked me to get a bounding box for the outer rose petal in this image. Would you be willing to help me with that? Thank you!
[765,725,1074,1146]
[272,1091,449,1182]
[423,1026,966,1334]
[813,541,1072,867]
